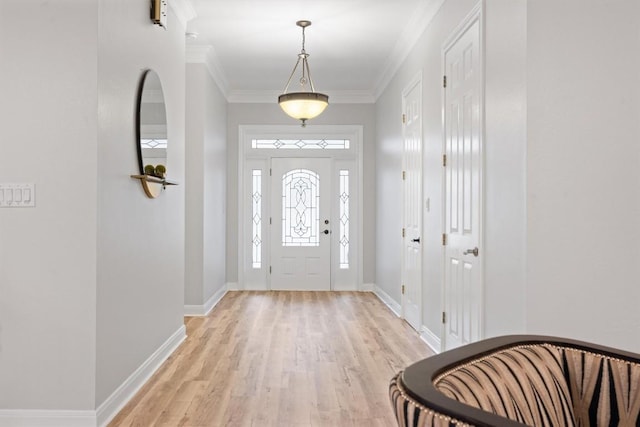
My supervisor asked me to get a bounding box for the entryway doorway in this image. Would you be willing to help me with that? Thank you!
[239,125,362,292]
[270,157,331,290]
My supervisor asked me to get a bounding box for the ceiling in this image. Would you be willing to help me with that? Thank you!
[185,0,443,102]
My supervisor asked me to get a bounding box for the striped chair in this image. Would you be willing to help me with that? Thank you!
[390,335,640,427]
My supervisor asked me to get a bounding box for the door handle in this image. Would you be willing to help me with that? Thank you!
[323,229,330,235]
[463,247,479,257]
[411,238,421,243]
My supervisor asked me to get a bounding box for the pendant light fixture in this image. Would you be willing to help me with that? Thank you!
[278,20,329,127]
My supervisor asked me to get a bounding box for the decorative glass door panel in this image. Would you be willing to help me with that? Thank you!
[271,158,331,290]
[282,169,320,247]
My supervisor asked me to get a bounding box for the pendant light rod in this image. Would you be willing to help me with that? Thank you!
[303,52,316,92]
[281,20,317,94]
[278,20,329,126]
[281,56,302,94]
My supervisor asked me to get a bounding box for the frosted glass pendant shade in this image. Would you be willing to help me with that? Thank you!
[278,92,329,122]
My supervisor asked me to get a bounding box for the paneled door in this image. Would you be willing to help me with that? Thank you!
[402,75,423,331]
[270,157,331,290]
[443,13,483,350]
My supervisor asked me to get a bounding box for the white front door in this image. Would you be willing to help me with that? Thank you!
[402,75,423,331]
[270,157,332,290]
[443,14,483,350]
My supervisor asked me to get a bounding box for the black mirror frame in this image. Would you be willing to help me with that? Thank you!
[135,69,151,176]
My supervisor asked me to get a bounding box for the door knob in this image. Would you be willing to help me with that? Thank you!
[323,229,330,235]
[463,247,479,257]
[411,238,421,243]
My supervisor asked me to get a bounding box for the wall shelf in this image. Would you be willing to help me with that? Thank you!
[131,174,178,198]
[131,174,178,187]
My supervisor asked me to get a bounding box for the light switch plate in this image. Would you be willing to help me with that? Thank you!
[0,184,35,208]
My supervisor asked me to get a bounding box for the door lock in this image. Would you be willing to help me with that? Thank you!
[463,247,479,257]
[323,229,330,235]
[411,238,421,243]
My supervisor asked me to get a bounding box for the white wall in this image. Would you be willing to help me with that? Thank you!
[185,64,206,306]
[526,0,640,352]
[226,103,376,286]
[375,0,527,345]
[483,0,527,338]
[96,0,187,408]
[0,0,98,410]
[0,0,189,416]
[185,63,227,308]
[375,72,404,307]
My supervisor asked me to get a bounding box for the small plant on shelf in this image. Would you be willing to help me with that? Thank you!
[154,164,166,178]
[144,164,167,179]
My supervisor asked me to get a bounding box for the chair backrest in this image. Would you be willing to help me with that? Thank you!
[433,344,576,426]
[561,346,640,426]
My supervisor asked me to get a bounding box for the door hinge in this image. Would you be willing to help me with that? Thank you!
[442,312,446,324]
[269,266,272,274]
[402,284,405,295]
[402,228,406,238]
[402,113,406,124]
[443,154,447,167]
[402,170,406,180]
[442,233,447,246]
[269,168,272,176]
[443,75,447,88]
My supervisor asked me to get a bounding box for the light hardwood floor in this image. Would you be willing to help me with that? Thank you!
[109,291,432,427]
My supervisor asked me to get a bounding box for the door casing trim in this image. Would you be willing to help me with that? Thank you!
[237,125,364,291]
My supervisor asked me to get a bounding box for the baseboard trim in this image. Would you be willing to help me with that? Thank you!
[0,410,96,427]
[373,285,402,317]
[331,283,359,291]
[95,325,187,427]
[241,284,268,291]
[184,285,227,316]
[420,326,442,354]
[361,282,374,292]
[226,282,240,291]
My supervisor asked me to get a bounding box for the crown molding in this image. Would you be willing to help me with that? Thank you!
[373,0,445,100]
[186,45,230,97]
[328,91,376,104]
[169,0,197,28]
[227,89,375,104]
[186,46,375,104]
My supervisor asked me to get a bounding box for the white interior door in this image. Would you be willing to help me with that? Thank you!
[443,16,483,350]
[402,76,423,331]
[270,157,331,290]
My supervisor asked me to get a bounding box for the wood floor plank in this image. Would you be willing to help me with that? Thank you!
[108,291,432,427]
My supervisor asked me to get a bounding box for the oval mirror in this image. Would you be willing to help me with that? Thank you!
[135,69,168,198]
